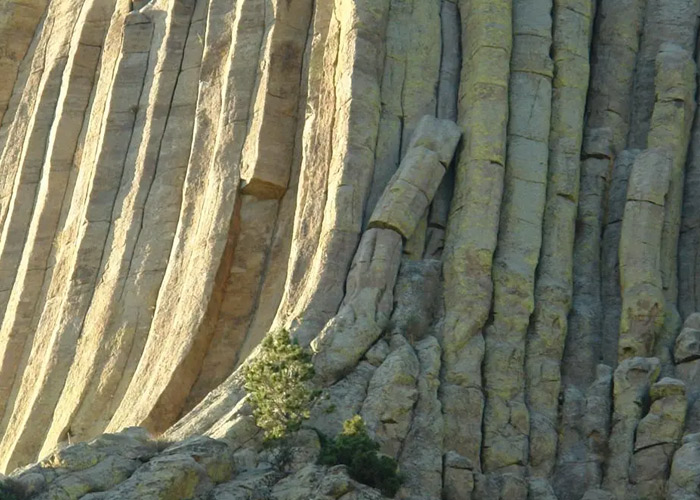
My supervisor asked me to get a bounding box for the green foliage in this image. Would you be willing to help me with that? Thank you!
[243,329,316,441]
[319,416,402,497]
[0,479,24,500]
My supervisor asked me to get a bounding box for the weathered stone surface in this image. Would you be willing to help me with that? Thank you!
[0,0,49,127]
[483,0,552,482]
[406,115,462,167]
[441,0,511,473]
[0,6,155,472]
[631,378,687,499]
[675,325,700,364]
[275,0,391,347]
[627,0,699,149]
[601,150,640,368]
[43,0,201,455]
[397,336,442,500]
[679,42,700,319]
[369,147,446,239]
[529,0,594,479]
[668,433,700,500]
[565,128,613,389]
[369,117,460,240]
[0,0,121,450]
[586,0,647,152]
[554,364,613,500]
[389,259,441,342]
[674,315,700,436]
[361,336,419,458]
[647,44,697,373]
[7,0,700,498]
[270,464,384,500]
[307,361,375,439]
[618,149,672,360]
[311,228,402,385]
[239,0,312,199]
[603,357,661,498]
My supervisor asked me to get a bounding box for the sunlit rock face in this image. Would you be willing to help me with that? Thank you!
[2,0,700,498]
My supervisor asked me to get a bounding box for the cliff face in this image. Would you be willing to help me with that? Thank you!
[1,0,700,498]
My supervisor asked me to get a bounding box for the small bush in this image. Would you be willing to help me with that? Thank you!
[243,329,316,441]
[318,416,401,497]
[0,479,24,500]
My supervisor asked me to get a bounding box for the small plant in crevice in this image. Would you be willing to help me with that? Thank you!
[318,416,402,497]
[243,328,317,442]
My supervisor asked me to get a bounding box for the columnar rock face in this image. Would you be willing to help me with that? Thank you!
[6,0,700,499]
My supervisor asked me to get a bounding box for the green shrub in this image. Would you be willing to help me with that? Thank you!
[0,479,24,500]
[243,329,316,441]
[319,416,402,497]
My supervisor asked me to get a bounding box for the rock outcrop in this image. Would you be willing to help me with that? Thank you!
[4,0,700,499]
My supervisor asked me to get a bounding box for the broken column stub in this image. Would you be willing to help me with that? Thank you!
[369,116,461,239]
[313,116,460,385]
[407,115,463,166]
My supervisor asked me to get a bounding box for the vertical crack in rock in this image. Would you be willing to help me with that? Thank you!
[363,0,411,226]
[272,0,339,336]
[41,0,199,454]
[235,0,316,363]
[482,0,552,494]
[182,0,273,411]
[239,0,312,199]
[0,0,51,133]
[647,44,696,374]
[361,335,419,460]
[440,0,511,483]
[630,378,686,499]
[425,0,460,260]
[585,0,647,154]
[277,0,392,347]
[395,0,442,262]
[602,356,660,498]
[7,0,700,496]
[679,45,700,321]
[565,126,612,388]
[527,0,594,481]
[105,0,263,434]
[668,432,700,500]
[312,116,459,385]
[0,2,154,472]
[397,335,443,500]
[674,314,700,433]
[627,0,699,149]
[554,364,613,500]
[0,0,118,439]
[600,150,640,369]
[618,148,672,360]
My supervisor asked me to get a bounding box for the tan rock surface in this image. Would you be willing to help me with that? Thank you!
[5,1,700,499]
